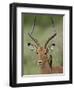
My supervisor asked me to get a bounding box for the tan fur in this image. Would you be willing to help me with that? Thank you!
[36,47,63,74]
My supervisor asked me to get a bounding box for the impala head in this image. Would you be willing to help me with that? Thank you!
[36,47,49,65]
[28,33,56,65]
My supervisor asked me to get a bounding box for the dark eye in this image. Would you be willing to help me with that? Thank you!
[45,53,47,55]
[36,52,38,54]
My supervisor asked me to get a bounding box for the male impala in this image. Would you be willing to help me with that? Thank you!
[28,33,63,74]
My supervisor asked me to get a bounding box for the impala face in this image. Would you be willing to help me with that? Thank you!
[28,33,56,65]
[28,42,55,65]
[36,47,49,65]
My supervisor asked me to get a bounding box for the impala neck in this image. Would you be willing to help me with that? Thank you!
[39,60,52,74]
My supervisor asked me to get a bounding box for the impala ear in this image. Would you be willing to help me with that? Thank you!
[27,43,36,51]
[50,43,55,50]
[48,43,55,51]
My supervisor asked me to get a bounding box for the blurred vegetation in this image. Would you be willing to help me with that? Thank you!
[22,14,63,75]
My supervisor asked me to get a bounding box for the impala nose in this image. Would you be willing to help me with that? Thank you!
[38,60,42,64]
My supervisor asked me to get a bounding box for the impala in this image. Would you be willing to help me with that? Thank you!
[27,33,63,74]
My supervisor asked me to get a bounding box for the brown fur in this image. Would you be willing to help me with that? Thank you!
[36,47,63,74]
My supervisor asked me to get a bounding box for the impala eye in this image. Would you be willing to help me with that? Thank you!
[36,52,38,54]
[45,53,47,55]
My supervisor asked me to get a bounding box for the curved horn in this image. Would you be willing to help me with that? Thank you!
[44,33,56,48]
[28,33,40,46]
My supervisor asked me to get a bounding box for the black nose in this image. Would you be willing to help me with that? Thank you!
[38,60,42,64]
[39,61,42,64]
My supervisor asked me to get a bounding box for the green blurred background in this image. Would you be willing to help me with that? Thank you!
[22,13,63,75]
